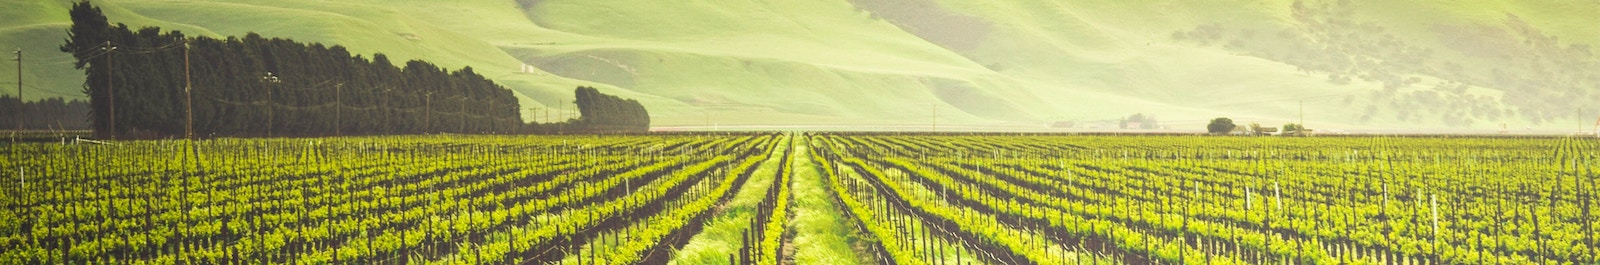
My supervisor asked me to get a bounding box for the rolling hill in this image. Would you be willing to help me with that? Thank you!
[3,0,1597,132]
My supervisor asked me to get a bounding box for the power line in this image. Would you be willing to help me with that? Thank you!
[1207,89,1366,108]
[1,47,93,100]
[1205,88,1368,132]
[13,44,128,67]
[108,40,186,54]
[0,83,82,97]
[29,52,80,62]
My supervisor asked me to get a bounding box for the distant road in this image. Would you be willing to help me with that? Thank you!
[650,125,1590,136]
[653,124,1230,134]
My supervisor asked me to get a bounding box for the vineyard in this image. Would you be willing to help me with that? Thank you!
[810,134,1598,265]
[0,133,796,264]
[2,133,1597,264]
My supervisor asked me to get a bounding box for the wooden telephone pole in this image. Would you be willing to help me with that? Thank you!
[12,49,19,134]
[262,72,278,137]
[459,96,466,133]
[334,83,341,137]
[424,92,433,134]
[381,87,392,134]
[103,41,117,139]
[184,42,193,140]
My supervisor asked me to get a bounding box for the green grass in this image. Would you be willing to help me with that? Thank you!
[787,135,869,265]
[666,135,788,265]
[2,0,1595,130]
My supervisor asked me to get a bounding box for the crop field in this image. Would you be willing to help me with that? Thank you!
[811,134,1598,265]
[0,134,791,264]
[2,134,1598,265]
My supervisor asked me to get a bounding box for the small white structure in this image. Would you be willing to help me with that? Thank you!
[1229,126,1250,135]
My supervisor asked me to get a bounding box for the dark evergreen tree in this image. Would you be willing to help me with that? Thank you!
[0,96,91,130]
[572,86,650,133]
[59,0,112,138]
[60,1,523,138]
[1207,117,1236,134]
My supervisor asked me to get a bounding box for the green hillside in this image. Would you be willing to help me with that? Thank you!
[3,0,1596,132]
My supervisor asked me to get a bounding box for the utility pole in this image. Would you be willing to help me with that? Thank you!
[262,72,278,137]
[459,96,466,133]
[424,91,433,134]
[183,42,193,140]
[931,103,937,133]
[1299,100,1305,135]
[103,41,117,139]
[12,49,19,134]
[334,83,342,137]
[381,86,391,135]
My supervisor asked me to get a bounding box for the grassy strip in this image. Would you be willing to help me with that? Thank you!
[785,135,871,265]
[663,135,790,264]
[757,135,795,264]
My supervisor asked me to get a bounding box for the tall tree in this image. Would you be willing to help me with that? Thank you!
[573,86,650,133]
[60,1,525,138]
[1207,117,1236,134]
[60,0,111,138]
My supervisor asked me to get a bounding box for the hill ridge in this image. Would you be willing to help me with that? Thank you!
[2,0,1596,131]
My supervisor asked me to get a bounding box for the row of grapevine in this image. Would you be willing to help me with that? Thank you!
[0,133,780,264]
[810,133,1596,265]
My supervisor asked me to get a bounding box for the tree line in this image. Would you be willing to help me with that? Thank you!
[1207,117,1311,136]
[0,96,91,131]
[62,1,524,139]
[60,1,654,137]
[520,87,651,134]
[571,86,649,132]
